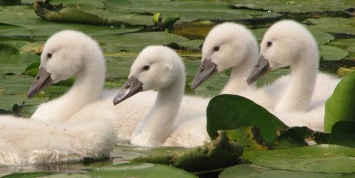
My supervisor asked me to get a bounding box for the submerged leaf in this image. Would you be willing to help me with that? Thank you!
[33,0,130,26]
[132,131,243,172]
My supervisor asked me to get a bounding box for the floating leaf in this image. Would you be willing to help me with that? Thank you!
[320,45,349,61]
[306,18,355,36]
[132,131,243,173]
[324,71,355,132]
[229,0,355,14]
[219,164,349,178]
[206,95,288,147]
[241,144,355,174]
[104,0,281,22]
[90,163,197,178]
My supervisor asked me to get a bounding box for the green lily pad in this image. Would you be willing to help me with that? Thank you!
[104,0,281,22]
[90,163,197,178]
[241,144,355,174]
[324,71,355,132]
[206,95,288,147]
[229,0,355,14]
[219,164,351,178]
[320,45,349,61]
[305,18,355,36]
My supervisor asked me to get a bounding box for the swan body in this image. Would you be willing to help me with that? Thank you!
[0,30,116,165]
[114,46,209,147]
[0,115,115,165]
[248,20,340,131]
[29,30,106,122]
[191,22,274,109]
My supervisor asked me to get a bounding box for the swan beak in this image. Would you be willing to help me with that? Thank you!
[113,76,143,105]
[27,66,54,99]
[247,55,272,85]
[190,59,217,90]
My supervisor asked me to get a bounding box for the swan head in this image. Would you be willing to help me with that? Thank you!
[191,22,258,90]
[113,45,184,105]
[27,30,102,98]
[247,20,318,84]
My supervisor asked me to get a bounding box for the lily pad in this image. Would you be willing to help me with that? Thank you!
[219,164,350,178]
[324,71,355,132]
[104,0,281,22]
[90,163,197,178]
[305,18,355,36]
[241,144,355,174]
[229,0,355,14]
[319,45,349,61]
[206,94,288,147]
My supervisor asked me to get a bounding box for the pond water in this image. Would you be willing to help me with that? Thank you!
[0,0,354,177]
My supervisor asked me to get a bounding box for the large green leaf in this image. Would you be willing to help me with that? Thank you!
[206,95,288,147]
[306,18,355,36]
[90,163,197,178]
[241,144,355,174]
[104,0,281,22]
[329,121,355,148]
[229,0,355,14]
[219,164,354,178]
[324,71,355,132]
[320,45,349,61]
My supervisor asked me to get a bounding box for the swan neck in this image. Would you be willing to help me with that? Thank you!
[221,54,257,94]
[276,54,318,112]
[50,57,105,121]
[134,73,185,146]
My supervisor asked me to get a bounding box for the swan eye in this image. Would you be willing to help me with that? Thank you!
[213,46,220,52]
[47,52,53,59]
[142,65,150,71]
[267,41,272,48]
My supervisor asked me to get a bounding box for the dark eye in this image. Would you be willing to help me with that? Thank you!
[143,65,150,71]
[267,41,272,48]
[47,52,53,59]
[213,46,220,52]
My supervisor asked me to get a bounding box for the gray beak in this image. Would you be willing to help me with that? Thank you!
[27,66,54,98]
[190,59,217,90]
[113,76,143,105]
[247,55,272,85]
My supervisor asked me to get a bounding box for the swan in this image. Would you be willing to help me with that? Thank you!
[0,30,116,165]
[113,45,209,147]
[190,22,274,109]
[28,30,106,122]
[247,20,340,131]
[0,115,115,165]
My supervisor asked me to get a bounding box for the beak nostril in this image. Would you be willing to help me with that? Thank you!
[126,84,130,89]
[36,76,40,80]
